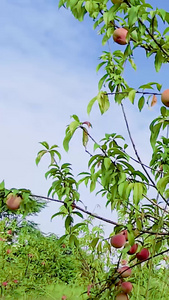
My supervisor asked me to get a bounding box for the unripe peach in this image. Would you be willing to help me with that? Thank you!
[161,89,169,107]
[115,293,129,300]
[113,28,128,45]
[121,281,133,293]
[6,194,21,210]
[136,248,149,261]
[118,266,132,278]
[128,243,138,255]
[110,234,126,248]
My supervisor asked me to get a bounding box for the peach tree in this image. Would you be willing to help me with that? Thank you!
[3,0,169,299]
[35,0,169,298]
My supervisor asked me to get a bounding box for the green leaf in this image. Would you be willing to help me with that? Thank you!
[133,182,143,205]
[157,175,169,194]
[58,0,66,8]
[57,234,68,245]
[0,181,5,190]
[127,231,135,246]
[51,211,65,220]
[65,215,74,231]
[69,120,80,134]
[72,211,84,218]
[128,6,138,26]
[138,96,145,111]
[35,150,47,165]
[104,157,111,170]
[87,96,97,115]
[97,91,110,114]
[90,237,99,249]
[40,141,49,149]
[150,122,162,150]
[155,51,163,72]
[90,181,96,193]
[71,222,87,232]
[128,58,137,71]
[128,89,136,104]
[96,61,106,73]
[98,74,108,91]
[63,131,72,152]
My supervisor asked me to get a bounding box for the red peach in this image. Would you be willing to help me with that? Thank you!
[113,28,128,45]
[118,266,132,278]
[121,281,133,293]
[136,248,149,261]
[128,243,138,255]
[110,234,126,248]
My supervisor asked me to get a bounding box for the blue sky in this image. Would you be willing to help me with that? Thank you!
[0,0,169,236]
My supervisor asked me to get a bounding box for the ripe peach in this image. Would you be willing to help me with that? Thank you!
[6,194,21,210]
[128,243,138,255]
[161,89,169,107]
[136,248,149,261]
[113,28,128,45]
[115,293,129,300]
[110,234,126,248]
[121,281,133,293]
[7,230,12,235]
[118,266,132,278]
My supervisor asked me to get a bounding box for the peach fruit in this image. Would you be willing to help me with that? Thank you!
[115,293,129,300]
[113,28,128,45]
[121,281,133,293]
[6,194,21,210]
[110,234,126,248]
[161,89,169,107]
[136,248,149,261]
[118,266,132,278]
[128,243,138,255]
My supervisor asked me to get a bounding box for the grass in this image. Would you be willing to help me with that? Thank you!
[2,283,88,300]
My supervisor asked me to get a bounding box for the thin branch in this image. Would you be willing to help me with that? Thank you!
[32,194,120,227]
[143,194,168,213]
[121,102,169,206]
[107,91,161,96]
